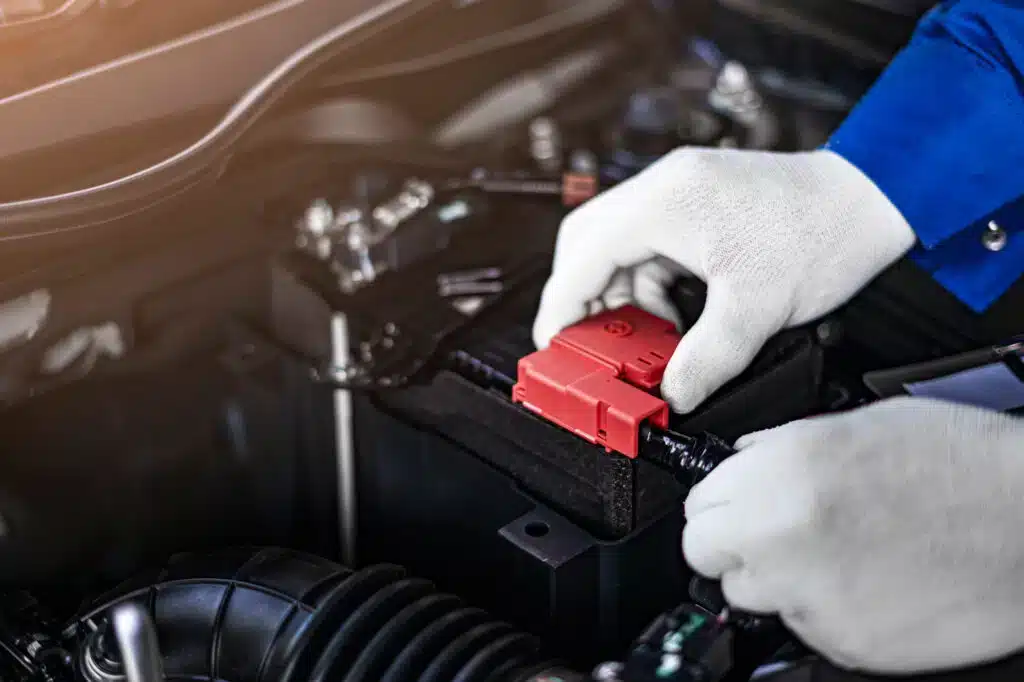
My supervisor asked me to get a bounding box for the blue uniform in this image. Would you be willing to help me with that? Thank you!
[826,0,1024,313]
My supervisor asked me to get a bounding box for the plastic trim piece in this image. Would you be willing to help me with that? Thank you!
[0,0,386,159]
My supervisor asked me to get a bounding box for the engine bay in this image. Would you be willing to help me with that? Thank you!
[0,1,1021,681]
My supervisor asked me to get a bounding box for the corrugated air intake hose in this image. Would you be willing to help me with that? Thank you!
[71,547,578,682]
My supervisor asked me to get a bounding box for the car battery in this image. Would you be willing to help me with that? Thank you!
[269,192,827,663]
[350,292,688,663]
[349,279,825,662]
[371,289,684,540]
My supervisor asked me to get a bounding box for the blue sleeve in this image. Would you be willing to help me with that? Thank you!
[825,0,1024,312]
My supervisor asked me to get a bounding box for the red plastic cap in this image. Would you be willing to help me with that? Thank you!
[513,305,682,457]
[562,173,599,206]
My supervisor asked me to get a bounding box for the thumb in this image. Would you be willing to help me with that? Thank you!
[661,279,780,413]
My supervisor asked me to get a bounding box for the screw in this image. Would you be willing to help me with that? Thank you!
[983,221,1008,252]
[815,319,843,346]
[529,117,557,137]
[529,117,562,173]
[569,149,599,175]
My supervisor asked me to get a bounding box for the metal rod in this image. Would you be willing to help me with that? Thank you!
[331,312,358,565]
[438,281,505,297]
[436,267,503,287]
[111,603,163,682]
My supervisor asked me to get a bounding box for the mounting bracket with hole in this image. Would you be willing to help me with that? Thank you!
[499,508,595,566]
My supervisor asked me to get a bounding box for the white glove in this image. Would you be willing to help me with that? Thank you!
[533,147,916,413]
[683,397,1024,674]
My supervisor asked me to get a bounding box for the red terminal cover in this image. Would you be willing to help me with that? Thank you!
[561,173,599,206]
[513,305,682,458]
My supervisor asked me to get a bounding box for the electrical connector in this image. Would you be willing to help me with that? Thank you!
[513,305,681,457]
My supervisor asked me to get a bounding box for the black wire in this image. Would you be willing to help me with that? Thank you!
[0,0,435,239]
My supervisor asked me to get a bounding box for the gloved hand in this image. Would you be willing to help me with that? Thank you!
[683,397,1024,674]
[533,147,916,413]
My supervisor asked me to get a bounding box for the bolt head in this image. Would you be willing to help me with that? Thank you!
[815,320,843,346]
[529,117,557,138]
[717,61,751,94]
[983,222,1008,252]
[569,150,598,174]
[304,200,334,236]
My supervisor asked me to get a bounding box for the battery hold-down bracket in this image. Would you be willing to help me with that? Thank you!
[513,305,682,458]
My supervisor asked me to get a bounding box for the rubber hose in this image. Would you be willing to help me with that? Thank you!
[72,547,561,682]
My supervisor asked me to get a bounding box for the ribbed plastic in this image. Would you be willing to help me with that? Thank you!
[74,548,556,682]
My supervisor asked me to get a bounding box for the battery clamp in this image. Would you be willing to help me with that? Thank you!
[513,305,682,458]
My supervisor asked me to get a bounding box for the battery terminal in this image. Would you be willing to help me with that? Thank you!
[513,305,680,457]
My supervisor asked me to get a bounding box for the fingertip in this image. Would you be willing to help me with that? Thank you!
[721,570,778,614]
[531,310,551,349]
[532,259,625,351]
[662,282,779,414]
[661,341,714,412]
[531,328,550,350]
[681,511,743,578]
[734,427,777,450]
[532,279,584,349]
[683,485,717,519]
[531,316,559,350]
[682,467,729,518]
[663,386,706,415]
[531,299,585,350]
[733,435,756,450]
